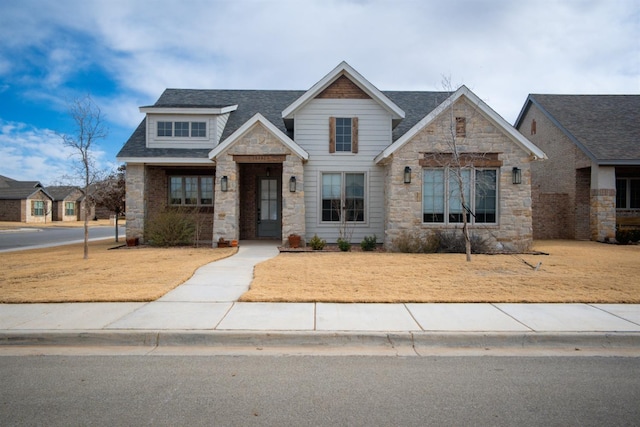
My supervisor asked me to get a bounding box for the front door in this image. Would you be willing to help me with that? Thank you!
[257,177,281,238]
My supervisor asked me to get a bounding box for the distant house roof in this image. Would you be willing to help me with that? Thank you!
[46,186,84,201]
[117,88,452,161]
[515,95,640,165]
[0,175,52,200]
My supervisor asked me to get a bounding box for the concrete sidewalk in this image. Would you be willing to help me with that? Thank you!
[1,241,639,352]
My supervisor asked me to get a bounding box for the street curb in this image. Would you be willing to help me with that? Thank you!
[1,330,640,350]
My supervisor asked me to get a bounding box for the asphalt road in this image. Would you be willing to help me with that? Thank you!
[1,355,638,426]
[0,225,125,252]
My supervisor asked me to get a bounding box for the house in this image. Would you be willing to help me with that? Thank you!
[45,186,85,221]
[117,62,546,250]
[515,95,640,241]
[0,175,54,223]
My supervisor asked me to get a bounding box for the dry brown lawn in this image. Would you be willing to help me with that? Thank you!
[1,237,638,303]
[0,240,236,303]
[240,241,640,303]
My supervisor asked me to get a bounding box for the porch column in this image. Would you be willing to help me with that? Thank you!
[590,165,616,241]
[281,154,306,245]
[213,155,239,244]
[125,164,145,242]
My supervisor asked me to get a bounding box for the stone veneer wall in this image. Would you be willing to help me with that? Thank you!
[125,164,145,241]
[384,98,535,252]
[590,188,616,241]
[212,123,305,245]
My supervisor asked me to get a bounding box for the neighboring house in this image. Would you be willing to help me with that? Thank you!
[515,95,640,241]
[0,175,53,223]
[117,62,546,250]
[45,186,85,221]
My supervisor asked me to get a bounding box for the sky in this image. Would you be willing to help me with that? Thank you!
[0,0,638,186]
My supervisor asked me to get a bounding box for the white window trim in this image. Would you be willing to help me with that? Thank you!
[421,167,499,226]
[156,120,208,140]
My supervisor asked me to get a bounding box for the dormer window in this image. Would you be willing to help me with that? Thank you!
[157,121,207,138]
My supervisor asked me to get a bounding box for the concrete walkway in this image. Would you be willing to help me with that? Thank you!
[1,241,639,352]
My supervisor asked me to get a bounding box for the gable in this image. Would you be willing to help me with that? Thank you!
[282,61,404,121]
[317,75,371,100]
[515,94,640,165]
[375,86,547,164]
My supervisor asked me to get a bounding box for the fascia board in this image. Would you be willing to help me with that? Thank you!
[116,157,215,165]
[140,105,238,115]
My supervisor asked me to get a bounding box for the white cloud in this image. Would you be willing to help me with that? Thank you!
[0,120,109,186]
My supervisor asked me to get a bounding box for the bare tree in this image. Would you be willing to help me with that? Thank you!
[93,165,125,242]
[59,95,108,259]
[433,77,487,261]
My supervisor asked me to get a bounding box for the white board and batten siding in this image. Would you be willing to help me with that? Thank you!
[295,98,393,243]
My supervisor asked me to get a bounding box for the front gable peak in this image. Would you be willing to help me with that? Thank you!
[282,61,405,121]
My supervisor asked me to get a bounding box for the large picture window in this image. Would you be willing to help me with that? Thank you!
[616,178,640,209]
[169,176,214,206]
[423,168,497,224]
[322,172,365,222]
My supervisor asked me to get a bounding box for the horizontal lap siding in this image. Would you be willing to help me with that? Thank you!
[296,99,391,243]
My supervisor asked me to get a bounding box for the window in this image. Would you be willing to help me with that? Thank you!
[157,121,173,137]
[423,168,498,224]
[322,172,365,222]
[191,122,206,137]
[65,202,75,216]
[169,176,214,206]
[617,178,640,209]
[329,117,358,153]
[335,118,352,152]
[157,121,207,137]
[174,122,189,137]
[456,117,466,137]
[33,200,45,216]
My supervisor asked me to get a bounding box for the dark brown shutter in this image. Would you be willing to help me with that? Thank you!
[351,117,358,153]
[329,117,336,153]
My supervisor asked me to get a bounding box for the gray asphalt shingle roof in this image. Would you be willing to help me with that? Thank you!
[523,94,640,163]
[116,88,453,160]
[0,175,48,200]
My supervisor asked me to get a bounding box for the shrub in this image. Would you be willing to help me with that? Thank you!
[360,235,377,251]
[435,230,490,254]
[616,228,640,244]
[391,230,439,253]
[337,237,351,252]
[308,234,326,250]
[145,208,196,247]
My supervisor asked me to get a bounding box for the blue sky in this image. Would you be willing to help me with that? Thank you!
[0,0,638,186]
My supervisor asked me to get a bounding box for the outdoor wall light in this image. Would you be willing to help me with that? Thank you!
[289,176,296,192]
[404,166,412,184]
[221,176,228,192]
[512,167,522,185]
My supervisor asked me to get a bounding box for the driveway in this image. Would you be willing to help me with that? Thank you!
[0,226,125,252]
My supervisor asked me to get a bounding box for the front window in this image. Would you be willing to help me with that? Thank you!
[322,172,365,222]
[169,176,214,206]
[423,168,498,224]
[617,178,640,209]
[33,200,44,216]
[335,118,352,152]
[65,202,75,216]
[157,121,207,138]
